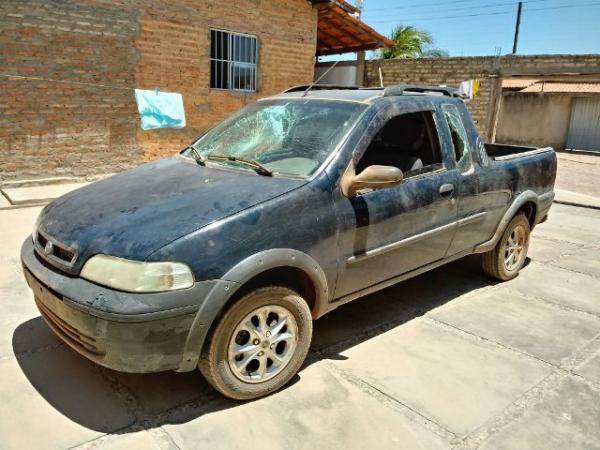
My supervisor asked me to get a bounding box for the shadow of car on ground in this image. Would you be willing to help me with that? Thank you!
[12,254,497,433]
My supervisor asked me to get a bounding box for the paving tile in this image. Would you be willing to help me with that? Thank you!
[311,289,410,352]
[534,222,600,246]
[1,182,88,205]
[313,256,494,353]
[379,256,494,311]
[551,246,600,278]
[431,289,600,365]
[106,369,215,417]
[507,262,600,316]
[534,204,600,246]
[576,348,600,385]
[527,236,581,263]
[0,275,60,359]
[0,206,42,260]
[2,315,62,360]
[332,319,552,436]
[164,363,450,450]
[480,376,600,450]
[0,346,136,450]
[554,189,600,209]
[75,430,164,450]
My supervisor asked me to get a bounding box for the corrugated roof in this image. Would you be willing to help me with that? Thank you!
[521,82,600,93]
[502,78,539,89]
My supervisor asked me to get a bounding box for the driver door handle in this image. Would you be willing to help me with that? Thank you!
[439,183,455,196]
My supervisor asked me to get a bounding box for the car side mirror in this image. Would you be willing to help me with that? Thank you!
[341,163,404,197]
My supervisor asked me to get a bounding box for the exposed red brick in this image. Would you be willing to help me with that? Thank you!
[0,0,317,180]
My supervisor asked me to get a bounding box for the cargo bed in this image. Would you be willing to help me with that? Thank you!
[485,143,553,161]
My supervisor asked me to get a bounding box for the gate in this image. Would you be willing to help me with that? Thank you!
[566,97,600,152]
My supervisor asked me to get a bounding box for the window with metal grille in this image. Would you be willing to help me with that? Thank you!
[210,29,257,92]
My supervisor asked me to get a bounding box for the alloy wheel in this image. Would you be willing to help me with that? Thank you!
[504,224,527,271]
[228,305,298,383]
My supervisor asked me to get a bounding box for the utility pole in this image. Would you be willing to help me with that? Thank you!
[355,0,365,86]
[512,1,523,54]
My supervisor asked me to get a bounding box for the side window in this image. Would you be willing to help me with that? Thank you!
[442,104,472,172]
[356,111,444,179]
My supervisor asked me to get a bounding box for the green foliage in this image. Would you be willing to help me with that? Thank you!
[380,25,448,59]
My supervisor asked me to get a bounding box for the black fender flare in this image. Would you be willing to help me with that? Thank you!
[473,190,541,254]
[176,249,329,372]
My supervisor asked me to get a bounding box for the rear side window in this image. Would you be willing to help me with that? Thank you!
[443,104,472,171]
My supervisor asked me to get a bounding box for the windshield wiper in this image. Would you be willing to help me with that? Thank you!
[183,146,206,166]
[206,155,273,176]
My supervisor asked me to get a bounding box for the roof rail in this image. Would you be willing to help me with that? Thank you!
[282,84,361,94]
[383,84,463,98]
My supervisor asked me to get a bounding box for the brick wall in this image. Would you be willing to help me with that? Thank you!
[365,54,600,140]
[0,0,316,181]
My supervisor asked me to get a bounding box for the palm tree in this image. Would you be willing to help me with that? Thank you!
[380,25,448,59]
[422,48,450,58]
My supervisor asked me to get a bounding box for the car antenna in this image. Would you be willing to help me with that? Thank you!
[302,60,341,98]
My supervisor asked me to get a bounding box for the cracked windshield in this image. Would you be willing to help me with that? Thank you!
[191,100,366,177]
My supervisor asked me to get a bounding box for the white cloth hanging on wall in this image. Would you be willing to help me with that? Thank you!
[134,89,186,130]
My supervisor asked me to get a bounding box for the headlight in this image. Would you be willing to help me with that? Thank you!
[80,254,194,292]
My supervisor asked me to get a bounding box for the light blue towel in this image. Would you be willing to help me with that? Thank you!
[134,89,186,130]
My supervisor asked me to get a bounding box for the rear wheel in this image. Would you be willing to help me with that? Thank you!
[199,286,312,400]
[482,213,530,281]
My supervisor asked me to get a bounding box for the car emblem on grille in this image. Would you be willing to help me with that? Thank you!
[44,241,54,256]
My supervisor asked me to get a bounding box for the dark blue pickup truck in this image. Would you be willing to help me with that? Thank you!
[22,84,556,399]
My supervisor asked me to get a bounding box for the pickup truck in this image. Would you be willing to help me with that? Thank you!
[21,84,556,400]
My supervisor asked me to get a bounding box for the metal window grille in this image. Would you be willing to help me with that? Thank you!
[210,29,257,92]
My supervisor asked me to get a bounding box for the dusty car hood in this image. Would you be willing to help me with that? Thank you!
[37,156,305,274]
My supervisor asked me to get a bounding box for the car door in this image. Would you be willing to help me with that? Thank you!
[332,104,459,299]
[442,103,510,255]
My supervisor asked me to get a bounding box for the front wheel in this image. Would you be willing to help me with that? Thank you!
[199,286,313,400]
[481,213,530,281]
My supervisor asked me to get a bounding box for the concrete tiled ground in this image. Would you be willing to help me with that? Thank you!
[431,289,600,364]
[334,319,553,436]
[0,203,599,449]
[479,376,600,450]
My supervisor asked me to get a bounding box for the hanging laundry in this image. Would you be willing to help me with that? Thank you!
[457,79,481,100]
[134,89,186,130]
[472,79,481,96]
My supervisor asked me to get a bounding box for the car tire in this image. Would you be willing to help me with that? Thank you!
[481,213,530,281]
[199,286,313,400]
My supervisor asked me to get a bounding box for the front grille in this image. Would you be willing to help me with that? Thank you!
[36,231,76,265]
[37,233,47,247]
[35,297,103,355]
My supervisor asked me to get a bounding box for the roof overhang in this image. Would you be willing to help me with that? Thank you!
[502,78,600,93]
[311,0,394,56]
[521,82,600,93]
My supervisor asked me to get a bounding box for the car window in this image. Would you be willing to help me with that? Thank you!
[191,99,366,178]
[356,110,444,180]
[442,104,472,172]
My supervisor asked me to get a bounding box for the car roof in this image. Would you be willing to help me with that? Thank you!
[263,84,466,106]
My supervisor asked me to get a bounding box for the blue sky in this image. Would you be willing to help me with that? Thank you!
[325,0,600,59]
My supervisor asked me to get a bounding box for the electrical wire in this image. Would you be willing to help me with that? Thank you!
[526,1,600,12]
[364,0,507,13]
[368,1,600,23]
[363,0,546,15]
[368,9,516,24]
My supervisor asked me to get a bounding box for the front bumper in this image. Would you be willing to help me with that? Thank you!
[21,237,217,373]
